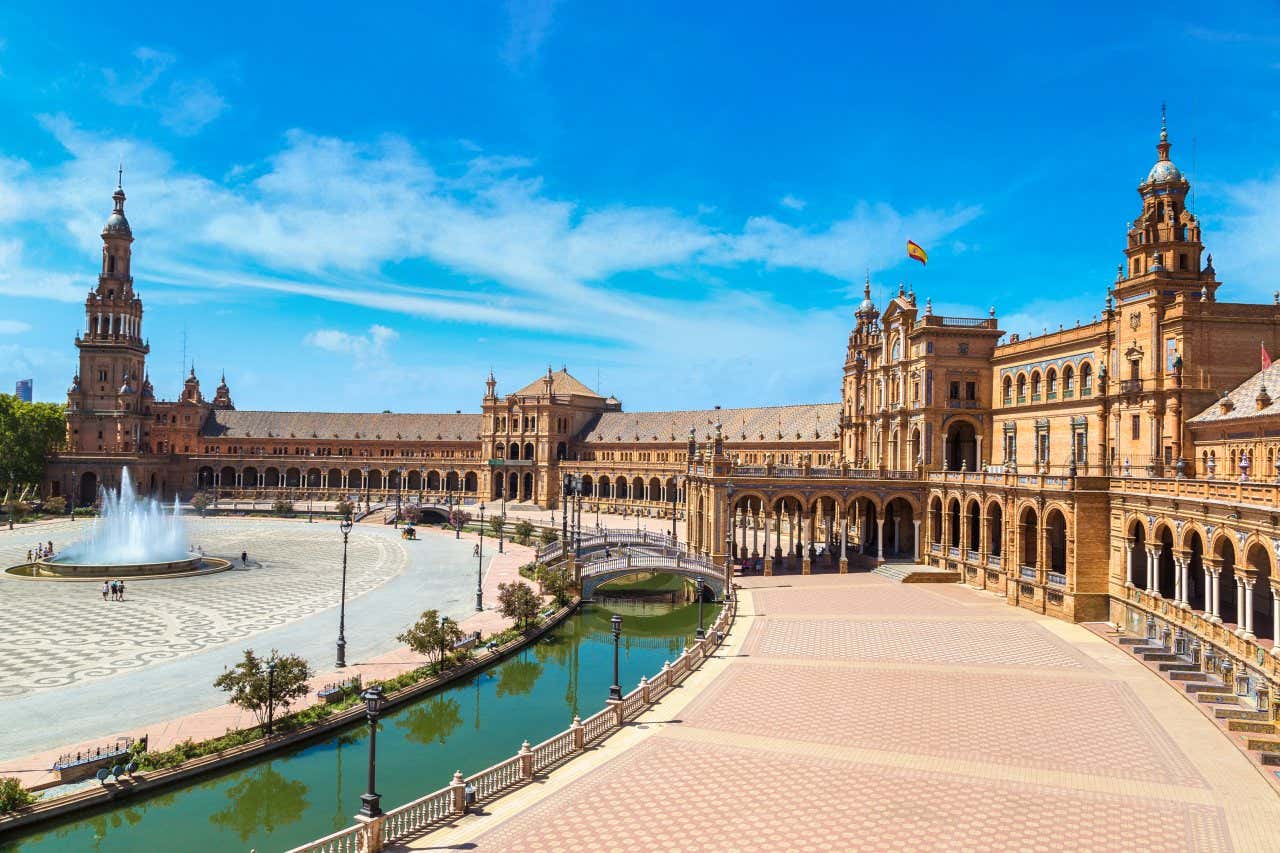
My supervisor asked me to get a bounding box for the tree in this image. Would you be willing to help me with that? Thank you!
[335,499,355,519]
[42,496,66,516]
[0,777,37,812]
[271,498,294,516]
[400,696,463,746]
[513,520,534,545]
[208,766,309,841]
[213,649,313,728]
[497,581,542,631]
[449,507,471,531]
[190,492,212,517]
[487,514,504,537]
[538,563,574,607]
[0,394,66,499]
[539,527,558,546]
[397,609,463,666]
[495,658,543,698]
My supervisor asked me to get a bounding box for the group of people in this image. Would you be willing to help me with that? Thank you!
[26,540,55,562]
[101,579,127,601]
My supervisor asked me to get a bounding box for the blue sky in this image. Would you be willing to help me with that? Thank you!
[2,2,1279,413]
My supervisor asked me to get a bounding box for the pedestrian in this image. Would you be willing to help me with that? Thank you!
[102,581,109,601]
[26,549,32,563]
[109,580,117,601]
[46,540,53,557]
[241,551,248,568]
[118,580,126,601]
[472,544,479,557]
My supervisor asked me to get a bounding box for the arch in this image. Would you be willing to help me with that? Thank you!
[1019,505,1039,570]
[1080,362,1094,395]
[598,475,612,498]
[367,469,383,490]
[306,467,322,488]
[1002,375,1013,404]
[1245,541,1274,641]
[264,467,281,488]
[79,471,99,506]
[522,472,534,501]
[445,471,460,492]
[1016,372,1028,401]
[883,497,916,560]
[464,471,478,493]
[945,420,978,470]
[929,496,943,544]
[616,478,629,499]
[947,498,961,548]
[285,467,302,488]
[1045,367,1058,396]
[1062,364,1075,395]
[387,469,401,490]
[244,466,260,489]
[1185,530,1206,612]
[665,477,678,503]
[523,442,535,461]
[493,442,505,459]
[507,471,518,500]
[649,477,662,501]
[328,467,343,489]
[632,476,644,499]
[197,466,215,489]
[1155,524,1176,599]
[966,499,981,553]
[1029,370,1041,398]
[1045,508,1067,574]
[1130,521,1148,591]
[219,465,236,488]
[581,474,594,496]
[508,442,519,460]
[407,470,422,491]
[1213,535,1239,630]
[985,500,1003,557]
[556,441,567,460]
[426,470,441,491]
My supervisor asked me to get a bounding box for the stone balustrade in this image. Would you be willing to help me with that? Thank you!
[286,597,735,853]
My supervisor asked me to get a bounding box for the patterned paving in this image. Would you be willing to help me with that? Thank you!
[0,518,404,697]
[469,737,1232,852]
[743,617,1101,670]
[411,574,1280,852]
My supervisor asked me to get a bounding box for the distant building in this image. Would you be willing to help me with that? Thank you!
[14,379,32,402]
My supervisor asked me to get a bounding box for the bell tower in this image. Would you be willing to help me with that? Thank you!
[67,174,151,453]
[1116,107,1215,300]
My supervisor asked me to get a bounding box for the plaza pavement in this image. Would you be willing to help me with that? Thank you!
[0,515,533,786]
[398,573,1280,852]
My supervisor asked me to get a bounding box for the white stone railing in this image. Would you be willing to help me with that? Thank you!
[287,598,735,853]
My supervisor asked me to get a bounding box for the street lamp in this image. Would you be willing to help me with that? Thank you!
[266,658,277,736]
[670,479,678,543]
[695,575,705,639]
[361,465,370,511]
[337,516,353,668]
[609,614,623,701]
[498,484,506,553]
[395,466,406,528]
[359,685,385,818]
[476,503,485,612]
[561,474,571,546]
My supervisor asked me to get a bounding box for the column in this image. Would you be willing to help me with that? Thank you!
[1209,566,1222,622]
[1272,585,1280,657]
[1172,555,1184,605]
[801,512,811,574]
[839,510,849,573]
[751,510,759,558]
[763,510,774,576]
[1145,547,1157,594]
[1242,578,1256,639]
[1236,577,1246,630]
[876,517,885,563]
[912,519,921,563]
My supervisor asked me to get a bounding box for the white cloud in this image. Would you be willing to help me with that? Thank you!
[779,194,806,211]
[304,324,398,362]
[101,46,226,134]
[0,319,31,334]
[1209,172,1280,301]
[503,0,561,68]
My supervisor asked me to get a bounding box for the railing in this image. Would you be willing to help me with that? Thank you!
[948,546,960,559]
[55,738,134,771]
[965,549,979,563]
[946,399,979,409]
[288,598,735,853]
[1019,566,1037,581]
[1047,571,1067,586]
[1119,378,1144,394]
[989,554,1002,568]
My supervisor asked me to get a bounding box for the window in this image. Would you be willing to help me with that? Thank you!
[1131,414,1141,441]
[1081,363,1093,395]
[965,381,977,401]
[958,342,970,354]
[949,381,960,400]
[1030,372,1041,400]
[1016,375,1027,403]
[1046,369,1057,396]
[926,341,934,354]
[1178,253,1188,271]
[1003,376,1013,405]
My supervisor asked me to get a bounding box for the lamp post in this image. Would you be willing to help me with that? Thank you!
[266,658,277,736]
[361,465,370,511]
[498,485,506,553]
[337,516,353,668]
[609,614,623,701]
[476,503,485,612]
[395,466,405,528]
[359,685,385,818]
[695,575,705,639]
[670,480,678,543]
[561,474,570,546]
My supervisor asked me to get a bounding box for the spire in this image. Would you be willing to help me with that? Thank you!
[1156,102,1171,163]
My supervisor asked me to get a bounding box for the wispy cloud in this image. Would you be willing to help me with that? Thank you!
[0,319,31,334]
[502,0,561,68]
[101,46,227,135]
[304,324,398,362]
[779,194,806,211]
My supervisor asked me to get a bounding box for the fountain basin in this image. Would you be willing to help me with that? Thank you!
[6,555,232,580]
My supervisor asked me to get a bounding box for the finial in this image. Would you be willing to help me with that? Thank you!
[117,162,123,189]
[1116,263,1124,282]
[897,281,905,297]
[989,305,995,317]
[1160,101,1167,141]
[1200,284,1208,303]
[924,297,932,315]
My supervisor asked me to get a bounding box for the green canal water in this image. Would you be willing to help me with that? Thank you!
[1,600,717,853]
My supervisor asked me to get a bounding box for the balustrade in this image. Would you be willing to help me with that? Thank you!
[531,730,576,772]
[379,788,454,843]
[1019,565,1037,581]
[467,755,524,801]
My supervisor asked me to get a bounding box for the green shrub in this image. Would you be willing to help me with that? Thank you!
[271,499,294,516]
[42,496,66,516]
[0,777,37,812]
[72,507,97,518]
[513,520,534,545]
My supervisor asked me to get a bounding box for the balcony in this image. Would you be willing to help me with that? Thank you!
[1047,571,1067,586]
[946,399,979,409]
[1119,378,1144,395]
[1019,566,1037,581]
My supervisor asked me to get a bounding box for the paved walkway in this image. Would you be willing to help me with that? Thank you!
[399,574,1280,852]
[0,516,533,784]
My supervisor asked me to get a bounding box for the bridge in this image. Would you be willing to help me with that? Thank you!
[537,528,686,563]
[578,549,726,601]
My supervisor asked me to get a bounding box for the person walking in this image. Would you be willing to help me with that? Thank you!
[102,581,109,601]
[118,580,126,601]
[109,580,117,601]
[241,551,248,568]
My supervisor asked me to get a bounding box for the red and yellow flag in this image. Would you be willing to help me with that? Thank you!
[907,240,928,265]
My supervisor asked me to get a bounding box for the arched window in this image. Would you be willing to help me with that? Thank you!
[891,339,901,362]
[1016,374,1027,403]
[1002,376,1013,405]
[1046,368,1057,397]
[1030,371,1041,400]
[1080,363,1093,395]
[1062,364,1075,395]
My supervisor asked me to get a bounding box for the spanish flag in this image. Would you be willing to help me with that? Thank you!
[907,240,928,266]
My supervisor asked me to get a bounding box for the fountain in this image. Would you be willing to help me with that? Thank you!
[9,466,230,579]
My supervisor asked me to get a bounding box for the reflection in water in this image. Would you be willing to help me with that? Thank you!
[208,765,309,842]
[5,602,713,853]
[495,658,543,698]
[399,696,463,746]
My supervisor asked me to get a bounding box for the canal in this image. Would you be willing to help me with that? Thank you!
[1,598,717,852]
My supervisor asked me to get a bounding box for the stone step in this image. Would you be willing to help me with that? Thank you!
[1259,752,1280,766]
[1117,637,1148,646]
[1169,671,1212,683]
[1140,652,1180,662]
[1228,720,1277,735]
[1245,737,1280,754]
[1215,707,1270,722]
[1196,691,1240,705]
[1157,661,1200,672]
[1183,680,1227,694]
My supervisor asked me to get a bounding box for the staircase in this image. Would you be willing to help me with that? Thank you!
[872,563,961,584]
[1113,635,1280,782]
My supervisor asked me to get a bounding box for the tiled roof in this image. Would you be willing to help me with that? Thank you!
[510,369,602,399]
[576,403,841,444]
[1188,364,1280,424]
[201,410,482,441]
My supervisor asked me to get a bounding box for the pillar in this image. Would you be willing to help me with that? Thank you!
[751,509,759,558]
[876,517,885,563]
[801,512,811,574]
[1209,566,1222,622]
[1236,577,1246,629]
[1173,556,1184,605]
[1145,547,1157,594]
[912,519,921,563]
[763,510,774,576]
[1243,578,1256,639]
[839,508,849,573]
[1272,585,1280,657]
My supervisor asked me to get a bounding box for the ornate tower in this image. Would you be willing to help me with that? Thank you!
[1117,108,1215,299]
[211,371,235,410]
[66,175,151,453]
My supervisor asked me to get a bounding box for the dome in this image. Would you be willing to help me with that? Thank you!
[102,211,131,236]
[1146,159,1182,183]
[68,374,81,394]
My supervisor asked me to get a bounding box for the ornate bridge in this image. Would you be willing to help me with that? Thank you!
[578,550,725,601]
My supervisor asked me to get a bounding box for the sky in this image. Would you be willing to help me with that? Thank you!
[1,2,1279,413]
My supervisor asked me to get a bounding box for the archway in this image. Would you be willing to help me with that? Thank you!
[1185,531,1206,611]
[1156,525,1176,599]
[929,496,942,545]
[264,467,281,488]
[79,471,98,507]
[464,472,478,493]
[445,471,460,492]
[219,466,236,489]
[1215,537,1238,628]
[407,470,422,491]
[1045,509,1067,574]
[285,467,301,488]
[947,499,960,548]
[1245,542,1274,641]
[197,466,214,490]
[244,466,260,489]
[966,500,981,554]
[883,498,915,560]
[427,470,441,491]
[1019,506,1038,571]
[522,472,534,501]
[946,421,978,471]
[368,469,383,490]
[1130,522,1148,590]
[986,502,1003,558]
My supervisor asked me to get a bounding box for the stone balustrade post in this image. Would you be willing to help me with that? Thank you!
[450,770,467,814]
[571,715,584,750]
[354,814,386,853]
[519,739,534,780]
[610,698,624,727]
[662,661,672,688]
[640,675,650,704]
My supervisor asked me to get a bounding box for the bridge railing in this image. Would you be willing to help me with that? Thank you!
[286,596,735,853]
[537,527,684,563]
[579,551,721,581]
